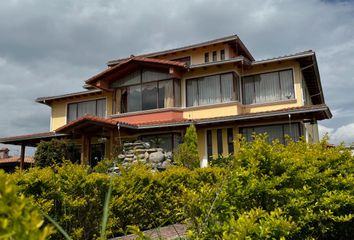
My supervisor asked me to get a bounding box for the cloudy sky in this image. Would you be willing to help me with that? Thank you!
[1,0,354,154]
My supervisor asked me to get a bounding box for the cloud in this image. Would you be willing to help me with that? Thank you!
[319,123,354,145]
[0,0,354,154]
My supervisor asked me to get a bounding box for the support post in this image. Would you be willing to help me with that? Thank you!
[20,143,25,170]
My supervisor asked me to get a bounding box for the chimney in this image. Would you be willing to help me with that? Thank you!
[0,147,9,159]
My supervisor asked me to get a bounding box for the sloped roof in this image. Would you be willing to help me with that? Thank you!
[85,56,187,85]
[0,156,34,164]
[107,35,255,66]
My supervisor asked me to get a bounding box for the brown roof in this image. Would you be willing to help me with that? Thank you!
[0,156,34,164]
[0,132,68,146]
[85,56,187,85]
[107,34,255,66]
[36,89,102,104]
[56,104,331,133]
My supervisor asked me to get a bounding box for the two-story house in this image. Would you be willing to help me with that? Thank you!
[0,35,331,167]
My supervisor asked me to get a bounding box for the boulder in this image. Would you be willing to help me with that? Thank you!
[149,151,165,163]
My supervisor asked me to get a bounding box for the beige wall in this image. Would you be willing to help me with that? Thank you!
[50,92,113,131]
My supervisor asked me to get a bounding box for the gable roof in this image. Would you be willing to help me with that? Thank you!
[85,56,187,86]
[107,35,255,66]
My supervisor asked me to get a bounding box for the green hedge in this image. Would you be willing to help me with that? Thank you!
[184,136,354,239]
[11,163,223,239]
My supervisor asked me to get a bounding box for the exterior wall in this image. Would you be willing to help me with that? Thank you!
[155,43,231,65]
[50,92,113,131]
[304,121,320,143]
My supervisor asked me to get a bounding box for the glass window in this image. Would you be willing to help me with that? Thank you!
[174,80,181,107]
[212,51,217,62]
[142,82,158,110]
[158,80,174,108]
[127,85,142,112]
[206,130,213,160]
[112,70,141,88]
[204,52,209,63]
[142,69,171,83]
[240,123,300,144]
[220,49,225,60]
[186,72,239,107]
[67,99,106,123]
[217,129,223,155]
[242,69,295,105]
[227,128,234,154]
[141,133,181,152]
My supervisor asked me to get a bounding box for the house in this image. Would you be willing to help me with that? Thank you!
[0,147,34,172]
[0,35,331,167]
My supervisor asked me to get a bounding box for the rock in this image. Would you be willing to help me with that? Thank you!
[161,160,172,169]
[147,148,156,153]
[137,153,146,159]
[156,148,164,152]
[118,154,125,159]
[142,142,150,148]
[144,152,149,159]
[165,151,173,160]
[149,151,165,163]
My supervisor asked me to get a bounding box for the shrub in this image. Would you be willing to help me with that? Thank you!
[184,135,354,239]
[34,139,78,167]
[174,124,199,169]
[0,171,53,239]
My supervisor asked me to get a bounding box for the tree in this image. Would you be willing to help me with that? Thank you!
[174,124,199,169]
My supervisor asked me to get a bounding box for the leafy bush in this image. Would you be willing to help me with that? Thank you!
[0,171,53,239]
[34,139,79,167]
[174,124,199,169]
[12,163,223,239]
[184,135,354,239]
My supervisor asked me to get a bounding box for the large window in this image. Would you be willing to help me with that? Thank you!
[242,69,295,105]
[186,72,239,107]
[141,133,181,152]
[240,123,300,144]
[67,99,106,123]
[112,68,181,113]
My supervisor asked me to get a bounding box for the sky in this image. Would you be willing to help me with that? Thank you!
[0,0,354,155]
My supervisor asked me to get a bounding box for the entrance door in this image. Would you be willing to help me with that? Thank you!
[90,143,105,167]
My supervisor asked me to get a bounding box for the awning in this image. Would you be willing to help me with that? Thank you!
[0,132,69,147]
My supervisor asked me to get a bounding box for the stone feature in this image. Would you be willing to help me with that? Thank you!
[117,140,174,170]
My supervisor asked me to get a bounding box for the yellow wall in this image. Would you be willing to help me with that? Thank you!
[156,43,232,65]
[50,92,113,131]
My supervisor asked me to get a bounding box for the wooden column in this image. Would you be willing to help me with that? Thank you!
[80,135,91,165]
[20,143,26,170]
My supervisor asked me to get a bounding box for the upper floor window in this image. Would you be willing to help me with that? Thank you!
[242,69,295,105]
[212,51,217,62]
[112,68,181,113]
[186,72,239,107]
[67,98,106,123]
[220,49,225,60]
[204,52,209,63]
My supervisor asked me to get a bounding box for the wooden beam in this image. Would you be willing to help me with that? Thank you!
[20,143,25,171]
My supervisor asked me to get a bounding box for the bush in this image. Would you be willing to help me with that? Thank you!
[34,139,78,167]
[0,171,53,239]
[12,163,223,239]
[174,124,199,169]
[184,135,354,239]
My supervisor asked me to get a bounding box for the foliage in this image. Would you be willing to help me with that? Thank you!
[11,162,223,239]
[209,154,234,168]
[0,171,53,239]
[174,124,199,169]
[184,135,354,239]
[34,139,79,167]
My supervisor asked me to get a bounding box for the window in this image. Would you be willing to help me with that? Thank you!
[220,49,225,60]
[206,130,212,159]
[240,123,300,144]
[186,73,239,107]
[112,68,181,113]
[212,51,217,62]
[141,133,181,152]
[204,52,209,63]
[217,129,223,155]
[227,128,234,154]
[67,98,106,123]
[242,69,295,105]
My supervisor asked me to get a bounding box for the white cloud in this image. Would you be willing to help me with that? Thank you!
[319,123,354,145]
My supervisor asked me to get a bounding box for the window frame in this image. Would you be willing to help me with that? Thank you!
[114,68,180,113]
[204,52,209,63]
[241,68,295,105]
[66,98,107,123]
[186,72,240,107]
[212,51,217,62]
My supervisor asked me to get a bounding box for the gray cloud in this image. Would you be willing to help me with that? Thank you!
[1,0,354,155]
